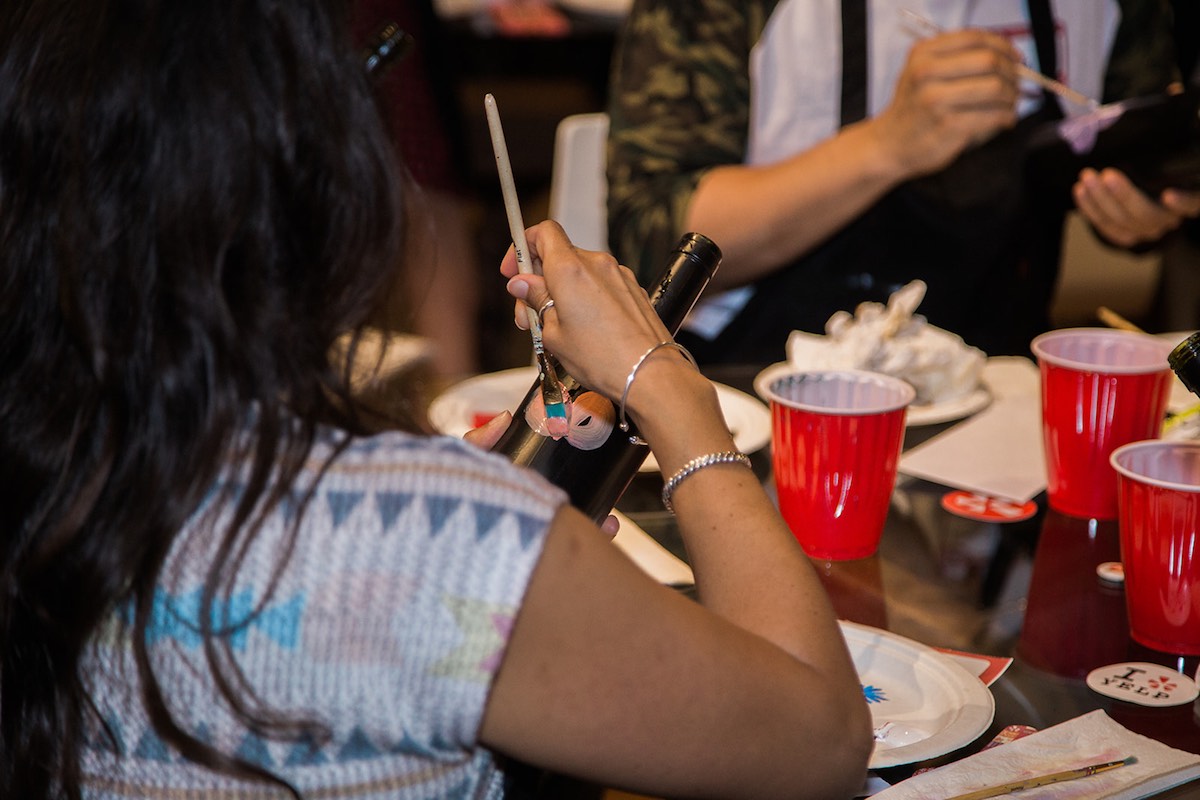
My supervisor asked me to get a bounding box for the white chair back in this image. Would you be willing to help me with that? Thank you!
[548,113,610,252]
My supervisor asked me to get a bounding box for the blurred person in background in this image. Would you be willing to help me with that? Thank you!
[608,0,1200,365]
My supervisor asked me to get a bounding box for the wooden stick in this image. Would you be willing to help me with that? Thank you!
[1097,306,1146,334]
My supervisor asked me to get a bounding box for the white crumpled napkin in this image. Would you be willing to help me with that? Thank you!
[871,710,1200,799]
[611,511,694,586]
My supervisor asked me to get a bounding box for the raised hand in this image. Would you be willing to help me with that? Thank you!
[871,29,1021,178]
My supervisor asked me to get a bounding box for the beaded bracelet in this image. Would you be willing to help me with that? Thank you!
[617,340,698,445]
[661,451,752,514]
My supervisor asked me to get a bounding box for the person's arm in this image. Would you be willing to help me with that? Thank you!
[608,1,1020,294]
[480,222,873,799]
[605,0,759,287]
[687,29,1022,291]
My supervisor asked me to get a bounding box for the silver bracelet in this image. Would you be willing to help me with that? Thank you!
[661,451,752,514]
[617,341,698,445]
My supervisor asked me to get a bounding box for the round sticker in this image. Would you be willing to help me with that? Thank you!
[1096,561,1125,585]
[940,491,1038,523]
[1086,662,1199,707]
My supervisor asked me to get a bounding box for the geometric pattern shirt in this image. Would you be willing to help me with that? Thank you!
[80,427,566,799]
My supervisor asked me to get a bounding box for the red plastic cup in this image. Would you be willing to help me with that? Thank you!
[754,368,915,561]
[1031,328,1173,520]
[1110,441,1200,655]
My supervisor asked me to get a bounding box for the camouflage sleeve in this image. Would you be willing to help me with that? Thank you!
[1103,0,1180,101]
[605,0,769,285]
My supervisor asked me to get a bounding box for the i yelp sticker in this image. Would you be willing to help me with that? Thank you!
[1086,662,1199,707]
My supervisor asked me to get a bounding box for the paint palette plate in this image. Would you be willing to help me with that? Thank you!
[840,621,995,770]
[428,367,770,473]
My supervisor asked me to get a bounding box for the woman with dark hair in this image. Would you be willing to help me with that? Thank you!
[0,1,871,798]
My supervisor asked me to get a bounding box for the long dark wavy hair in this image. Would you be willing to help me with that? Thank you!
[0,1,411,796]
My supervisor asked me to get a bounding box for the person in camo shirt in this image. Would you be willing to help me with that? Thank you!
[607,0,1200,366]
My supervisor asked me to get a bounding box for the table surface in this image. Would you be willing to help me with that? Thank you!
[611,363,1200,798]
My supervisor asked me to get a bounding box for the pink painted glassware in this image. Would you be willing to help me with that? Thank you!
[755,368,914,561]
[1031,328,1173,520]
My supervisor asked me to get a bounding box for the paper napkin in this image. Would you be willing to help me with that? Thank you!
[898,357,1047,503]
[872,710,1200,799]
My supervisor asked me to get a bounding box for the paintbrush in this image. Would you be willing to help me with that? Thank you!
[945,756,1137,800]
[900,9,1100,113]
[484,93,570,438]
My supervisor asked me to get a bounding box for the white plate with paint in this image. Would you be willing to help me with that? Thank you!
[840,621,995,770]
[428,367,770,473]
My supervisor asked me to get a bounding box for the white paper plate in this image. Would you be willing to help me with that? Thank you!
[840,621,995,770]
[427,367,770,473]
[904,387,992,427]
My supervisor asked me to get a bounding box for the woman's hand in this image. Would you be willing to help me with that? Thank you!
[499,221,679,400]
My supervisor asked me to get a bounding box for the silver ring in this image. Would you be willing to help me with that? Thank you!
[537,299,556,327]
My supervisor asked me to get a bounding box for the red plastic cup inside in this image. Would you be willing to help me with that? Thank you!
[1031,328,1173,520]
[755,368,914,561]
[1111,441,1200,655]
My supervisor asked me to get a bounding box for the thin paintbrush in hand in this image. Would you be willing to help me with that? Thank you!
[899,8,1099,112]
[484,92,569,437]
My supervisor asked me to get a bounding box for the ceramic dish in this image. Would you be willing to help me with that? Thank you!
[840,621,995,770]
[427,367,771,473]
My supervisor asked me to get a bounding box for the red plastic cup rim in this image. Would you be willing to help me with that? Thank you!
[753,364,916,416]
[1030,327,1173,375]
[1110,440,1200,493]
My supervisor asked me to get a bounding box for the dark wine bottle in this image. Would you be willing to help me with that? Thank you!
[1169,331,1200,396]
[491,232,722,523]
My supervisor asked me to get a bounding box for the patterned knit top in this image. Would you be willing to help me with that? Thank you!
[80,427,566,799]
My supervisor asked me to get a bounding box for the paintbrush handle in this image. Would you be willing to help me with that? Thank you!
[484,93,544,340]
[946,758,1132,800]
[1015,62,1099,111]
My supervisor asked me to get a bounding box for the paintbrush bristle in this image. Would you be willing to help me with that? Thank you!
[537,354,570,438]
